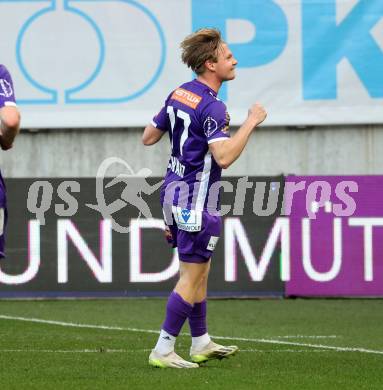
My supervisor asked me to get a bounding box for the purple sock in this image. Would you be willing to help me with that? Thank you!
[162,291,193,337]
[188,300,207,337]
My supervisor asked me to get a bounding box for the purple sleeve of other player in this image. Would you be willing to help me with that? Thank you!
[200,100,230,144]
[0,65,16,108]
[0,65,16,258]
[0,173,7,259]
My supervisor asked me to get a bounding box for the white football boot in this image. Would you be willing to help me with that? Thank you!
[190,341,239,364]
[149,350,199,369]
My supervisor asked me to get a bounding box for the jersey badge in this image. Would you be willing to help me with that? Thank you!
[203,116,218,137]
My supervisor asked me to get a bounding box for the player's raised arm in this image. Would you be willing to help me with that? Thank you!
[209,103,266,169]
[0,66,20,151]
[0,106,20,150]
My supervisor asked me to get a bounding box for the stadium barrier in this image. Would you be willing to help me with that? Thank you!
[0,175,382,298]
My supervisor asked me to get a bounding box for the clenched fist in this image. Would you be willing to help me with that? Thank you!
[248,103,267,127]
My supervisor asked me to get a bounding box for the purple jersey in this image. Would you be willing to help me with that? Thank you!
[152,79,230,211]
[0,65,16,109]
[0,65,15,258]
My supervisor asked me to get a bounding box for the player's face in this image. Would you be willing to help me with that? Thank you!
[215,44,237,81]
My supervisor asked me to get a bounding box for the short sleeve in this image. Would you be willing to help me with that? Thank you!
[151,105,168,132]
[151,91,174,132]
[0,65,16,109]
[201,101,230,144]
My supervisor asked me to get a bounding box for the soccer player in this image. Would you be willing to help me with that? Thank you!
[142,29,266,368]
[0,65,21,258]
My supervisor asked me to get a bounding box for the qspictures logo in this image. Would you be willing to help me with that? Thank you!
[3,167,383,292]
[26,157,359,233]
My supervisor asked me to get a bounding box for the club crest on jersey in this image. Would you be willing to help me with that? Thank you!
[172,206,202,232]
[0,79,13,98]
[203,116,218,137]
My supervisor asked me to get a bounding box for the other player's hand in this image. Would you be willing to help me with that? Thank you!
[248,103,267,127]
[164,225,173,245]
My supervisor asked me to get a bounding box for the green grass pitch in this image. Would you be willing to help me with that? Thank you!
[0,299,383,389]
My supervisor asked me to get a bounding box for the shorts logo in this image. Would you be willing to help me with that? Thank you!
[171,88,202,109]
[0,79,13,98]
[172,206,202,232]
[181,208,191,223]
[207,236,219,251]
[203,116,218,137]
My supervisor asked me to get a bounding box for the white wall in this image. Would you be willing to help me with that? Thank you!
[0,125,382,178]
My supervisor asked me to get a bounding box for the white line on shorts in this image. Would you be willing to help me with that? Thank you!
[0,314,382,355]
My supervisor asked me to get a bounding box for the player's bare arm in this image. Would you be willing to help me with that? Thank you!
[209,103,267,169]
[0,105,20,150]
[142,123,165,145]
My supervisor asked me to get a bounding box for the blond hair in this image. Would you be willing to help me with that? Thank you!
[180,28,223,75]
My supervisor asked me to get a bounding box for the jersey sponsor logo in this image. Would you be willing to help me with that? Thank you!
[168,156,185,178]
[203,116,218,137]
[181,208,191,222]
[0,79,13,98]
[207,236,219,251]
[172,206,202,232]
[171,88,202,109]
